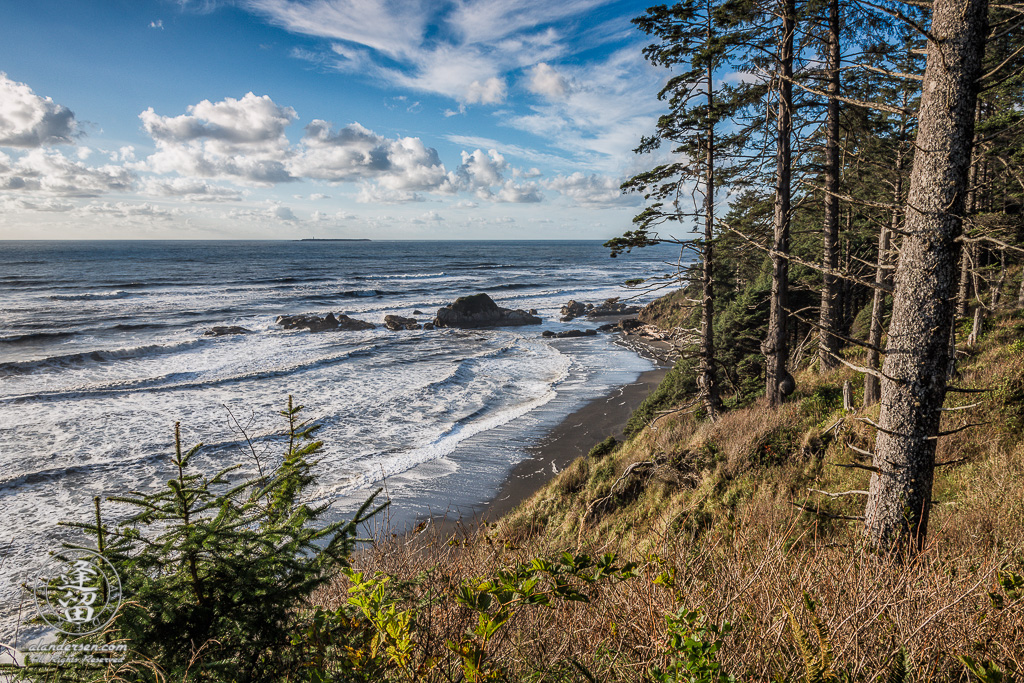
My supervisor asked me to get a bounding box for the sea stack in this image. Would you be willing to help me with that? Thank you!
[434,293,542,328]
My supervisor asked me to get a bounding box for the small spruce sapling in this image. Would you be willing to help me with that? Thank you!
[59,397,385,682]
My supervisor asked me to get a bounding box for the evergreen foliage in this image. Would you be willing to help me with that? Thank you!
[56,397,385,682]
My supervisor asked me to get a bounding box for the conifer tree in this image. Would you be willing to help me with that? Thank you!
[615,0,750,420]
[863,0,990,551]
[61,398,385,681]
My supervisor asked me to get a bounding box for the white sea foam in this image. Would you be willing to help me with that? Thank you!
[0,239,682,640]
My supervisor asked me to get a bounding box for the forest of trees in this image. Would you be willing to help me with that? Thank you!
[613,0,1024,553]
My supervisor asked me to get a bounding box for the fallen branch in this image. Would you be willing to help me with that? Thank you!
[807,488,870,498]
[791,501,865,521]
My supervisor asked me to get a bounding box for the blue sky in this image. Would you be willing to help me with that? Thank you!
[0,0,670,240]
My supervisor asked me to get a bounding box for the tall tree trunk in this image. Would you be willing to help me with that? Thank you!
[764,0,795,405]
[699,10,723,421]
[863,0,989,552]
[818,0,842,373]
[992,250,1006,309]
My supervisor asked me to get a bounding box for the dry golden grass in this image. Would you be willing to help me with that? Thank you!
[313,311,1024,682]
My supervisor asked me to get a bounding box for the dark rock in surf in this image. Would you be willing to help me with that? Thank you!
[619,318,643,333]
[204,326,251,337]
[541,328,598,339]
[413,310,424,315]
[384,314,421,331]
[434,293,541,328]
[276,313,375,332]
[560,300,586,322]
[423,322,435,330]
[586,297,641,318]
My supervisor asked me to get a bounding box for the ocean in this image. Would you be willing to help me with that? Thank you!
[0,239,679,641]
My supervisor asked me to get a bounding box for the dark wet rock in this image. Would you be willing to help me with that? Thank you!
[423,322,434,330]
[560,299,587,322]
[276,313,375,332]
[529,308,538,315]
[597,323,618,332]
[413,310,424,315]
[619,318,643,333]
[384,314,421,331]
[542,328,598,339]
[586,297,641,318]
[434,293,541,328]
[204,326,251,337]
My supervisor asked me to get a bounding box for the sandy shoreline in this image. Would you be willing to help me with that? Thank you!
[423,334,674,531]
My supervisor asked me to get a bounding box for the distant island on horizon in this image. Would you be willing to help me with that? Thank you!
[298,238,371,242]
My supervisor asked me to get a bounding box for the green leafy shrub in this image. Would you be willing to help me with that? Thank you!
[588,436,619,458]
[626,357,698,436]
[650,608,735,683]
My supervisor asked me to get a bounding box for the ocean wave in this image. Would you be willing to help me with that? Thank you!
[49,290,133,301]
[360,272,446,280]
[0,435,275,495]
[1,342,389,403]
[0,330,77,345]
[481,282,538,291]
[0,339,207,376]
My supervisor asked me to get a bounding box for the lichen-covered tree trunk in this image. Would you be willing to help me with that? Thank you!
[818,0,842,373]
[864,0,989,552]
[764,0,795,405]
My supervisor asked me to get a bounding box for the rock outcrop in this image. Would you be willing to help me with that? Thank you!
[560,298,641,321]
[203,326,251,337]
[586,297,641,318]
[434,293,542,328]
[384,314,421,331]
[560,300,586,322]
[276,312,375,332]
[541,329,598,338]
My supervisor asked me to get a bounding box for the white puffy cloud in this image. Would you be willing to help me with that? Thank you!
[526,63,570,100]
[227,202,300,222]
[140,93,294,148]
[464,77,507,105]
[141,177,243,201]
[446,149,541,203]
[355,183,426,204]
[493,180,541,203]
[291,120,449,194]
[139,93,297,185]
[77,201,181,219]
[544,172,638,206]
[453,149,507,189]
[0,148,134,196]
[0,196,75,212]
[0,73,78,148]
[411,210,445,224]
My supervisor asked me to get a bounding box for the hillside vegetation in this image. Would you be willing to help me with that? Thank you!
[326,300,1024,683]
